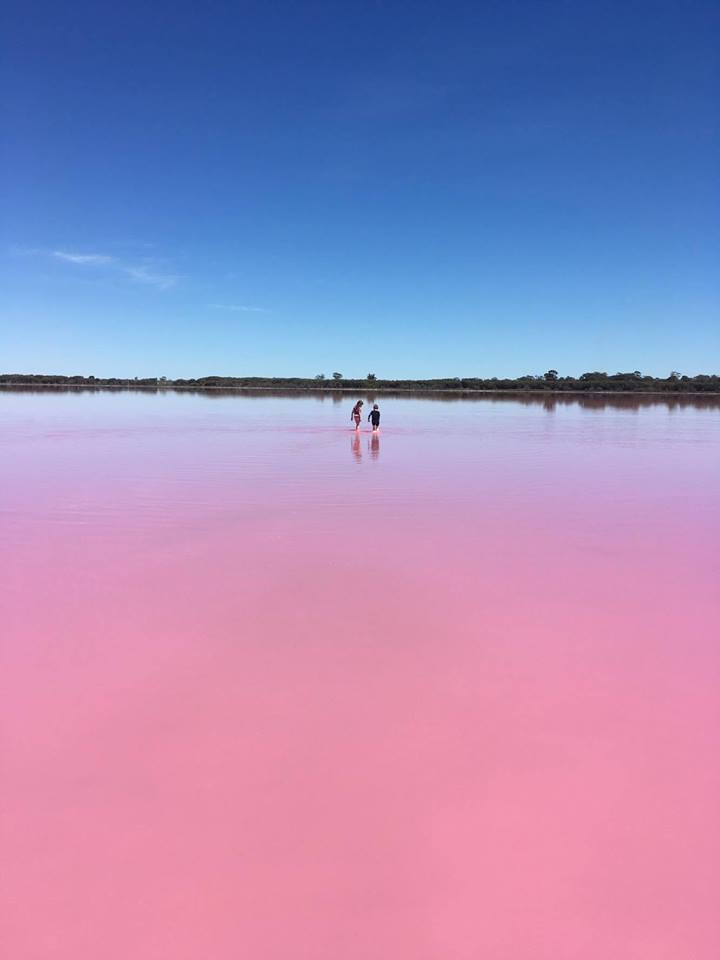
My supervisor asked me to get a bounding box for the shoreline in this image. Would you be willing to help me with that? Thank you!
[1,382,719,397]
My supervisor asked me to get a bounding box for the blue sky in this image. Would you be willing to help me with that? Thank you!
[2,0,718,378]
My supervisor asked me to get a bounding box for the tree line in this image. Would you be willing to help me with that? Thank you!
[1,371,718,393]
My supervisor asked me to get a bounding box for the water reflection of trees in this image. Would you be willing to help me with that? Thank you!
[2,384,719,412]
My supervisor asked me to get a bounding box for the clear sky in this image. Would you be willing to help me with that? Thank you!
[2,0,718,379]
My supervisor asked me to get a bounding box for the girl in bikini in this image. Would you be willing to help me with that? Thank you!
[351,400,364,430]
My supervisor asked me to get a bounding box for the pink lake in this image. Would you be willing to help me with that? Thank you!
[2,388,719,959]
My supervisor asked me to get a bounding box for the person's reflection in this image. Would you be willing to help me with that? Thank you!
[350,431,381,462]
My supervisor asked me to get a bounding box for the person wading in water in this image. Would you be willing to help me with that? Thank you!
[351,400,364,430]
[368,403,381,432]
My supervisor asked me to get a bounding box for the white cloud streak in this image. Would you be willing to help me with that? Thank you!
[52,250,115,264]
[209,303,270,314]
[124,265,179,290]
[15,246,180,291]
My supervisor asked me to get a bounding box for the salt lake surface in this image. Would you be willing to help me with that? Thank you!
[2,388,719,959]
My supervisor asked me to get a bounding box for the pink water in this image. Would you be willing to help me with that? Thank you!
[2,389,719,959]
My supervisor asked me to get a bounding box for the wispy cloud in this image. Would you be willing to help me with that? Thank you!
[52,250,116,265]
[13,245,180,291]
[209,302,270,314]
[124,264,179,290]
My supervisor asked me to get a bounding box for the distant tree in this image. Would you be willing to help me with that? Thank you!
[544,369,559,381]
[670,370,681,380]
[315,373,326,381]
[367,372,377,381]
[633,370,642,378]
[332,372,343,380]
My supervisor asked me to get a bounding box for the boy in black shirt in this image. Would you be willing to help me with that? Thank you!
[368,403,381,431]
